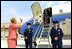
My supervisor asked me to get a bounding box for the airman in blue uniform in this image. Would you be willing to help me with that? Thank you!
[50,21,64,48]
[24,23,33,48]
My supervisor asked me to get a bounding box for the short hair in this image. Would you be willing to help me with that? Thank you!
[10,18,16,23]
[26,23,31,25]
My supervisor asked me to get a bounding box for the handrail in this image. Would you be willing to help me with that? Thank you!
[33,24,41,39]
[47,18,52,48]
[39,26,44,39]
[47,25,51,48]
[37,24,43,38]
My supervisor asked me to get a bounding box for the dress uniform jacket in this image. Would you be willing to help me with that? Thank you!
[24,28,33,48]
[50,27,64,44]
[24,28,33,41]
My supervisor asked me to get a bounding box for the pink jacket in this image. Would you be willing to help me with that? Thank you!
[8,23,21,39]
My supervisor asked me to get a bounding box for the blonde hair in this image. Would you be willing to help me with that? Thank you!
[10,17,16,23]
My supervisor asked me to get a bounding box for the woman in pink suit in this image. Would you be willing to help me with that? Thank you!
[8,18,22,48]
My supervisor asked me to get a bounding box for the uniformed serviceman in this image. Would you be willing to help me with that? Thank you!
[24,23,33,48]
[50,21,64,48]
